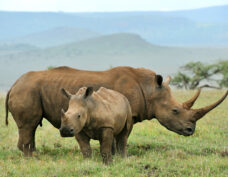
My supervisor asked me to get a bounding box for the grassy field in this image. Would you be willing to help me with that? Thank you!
[0,90,227,177]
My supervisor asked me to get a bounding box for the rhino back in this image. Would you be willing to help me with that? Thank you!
[39,67,115,128]
[8,66,147,128]
[88,87,131,135]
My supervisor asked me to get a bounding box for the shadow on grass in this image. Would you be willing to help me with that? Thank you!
[34,144,82,159]
[34,144,103,160]
[2,142,227,161]
[127,142,227,157]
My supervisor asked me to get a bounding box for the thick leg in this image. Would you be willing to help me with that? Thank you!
[17,125,38,157]
[9,88,43,157]
[116,134,128,158]
[75,131,92,158]
[12,111,42,156]
[112,138,116,155]
[99,128,113,165]
[116,121,133,158]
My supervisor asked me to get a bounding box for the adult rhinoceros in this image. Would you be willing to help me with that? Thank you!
[5,66,227,156]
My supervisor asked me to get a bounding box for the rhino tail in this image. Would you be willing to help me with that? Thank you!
[5,90,10,126]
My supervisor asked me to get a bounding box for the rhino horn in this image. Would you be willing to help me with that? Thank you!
[192,90,228,121]
[183,88,201,109]
[61,109,66,119]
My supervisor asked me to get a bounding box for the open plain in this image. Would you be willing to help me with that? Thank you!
[0,90,227,177]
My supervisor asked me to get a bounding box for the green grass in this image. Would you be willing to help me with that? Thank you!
[0,90,228,177]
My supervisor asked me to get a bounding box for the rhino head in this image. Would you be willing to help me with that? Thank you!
[59,87,93,137]
[148,75,227,136]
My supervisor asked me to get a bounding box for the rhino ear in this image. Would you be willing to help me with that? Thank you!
[84,87,93,99]
[61,88,72,99]
[164,76,171,85]
[155,75,163,87]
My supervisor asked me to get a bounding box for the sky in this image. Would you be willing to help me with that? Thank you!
[1,0,228,12]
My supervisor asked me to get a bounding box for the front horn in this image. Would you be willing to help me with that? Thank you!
[193,90,228,121]
[183,88,201,109]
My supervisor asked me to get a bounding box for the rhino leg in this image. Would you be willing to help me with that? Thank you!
[9,88,43,156]
[18,125,38,157]
[11,108,42,156]
[112,138,116,155]
[75,131,92,158]
[15,113,41,157]
[116,134,127,158]
[99,128,113,165]
[116,119,133,158]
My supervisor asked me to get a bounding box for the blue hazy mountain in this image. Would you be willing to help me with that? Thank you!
[0,5,228,46]
[0,33,227,90]
[8,27,100,47]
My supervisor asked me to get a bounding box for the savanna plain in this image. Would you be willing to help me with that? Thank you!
[0,90,227,177]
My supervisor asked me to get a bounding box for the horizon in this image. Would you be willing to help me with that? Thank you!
[1,0,228,13]
[0,4,227,14]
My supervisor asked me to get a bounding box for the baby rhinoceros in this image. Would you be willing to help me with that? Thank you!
[60,86,133,164]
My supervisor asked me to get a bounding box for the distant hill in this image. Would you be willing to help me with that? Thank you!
[164,5,228,23]
[8,27,100,47]
[0,33,228,90]
[39,33,228,59]
[0,43,38,56]
[1,5,228,46]
[46,33,158,55]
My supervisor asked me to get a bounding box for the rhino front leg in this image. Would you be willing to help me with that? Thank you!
[75,131,92,158]
[100,128,113,165]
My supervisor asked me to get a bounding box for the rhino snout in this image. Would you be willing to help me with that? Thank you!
[60,127,74,137]
[182,126,195,136]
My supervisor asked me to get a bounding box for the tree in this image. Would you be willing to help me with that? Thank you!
[47,66,56,70]
[171,72,191,89]
[215,60,228,87]
[171,60,227,89]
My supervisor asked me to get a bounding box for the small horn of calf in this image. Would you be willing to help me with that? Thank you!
[193,90,228,121]
[61,109,66,118]
[164,76,171,85]
[183,88,201,109]
[61,108,65,114]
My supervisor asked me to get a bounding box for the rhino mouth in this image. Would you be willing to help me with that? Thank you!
[176,130,193,136]
[59,127,75,137]
[164,125,195,136]
[173,128,195,136]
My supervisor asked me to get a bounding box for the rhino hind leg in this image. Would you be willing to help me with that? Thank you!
[99,128,113,165]
[9,88,43,156]
[14,113,42,156]
[112,138,116,155]
[17,125,39,156]
[116,133,127,158]
[116,119,133,158]
[11,107,42,156]
[75,131,92,158]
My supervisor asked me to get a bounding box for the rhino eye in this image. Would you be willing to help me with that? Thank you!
[77,114,81,119]
[172,108,179,114]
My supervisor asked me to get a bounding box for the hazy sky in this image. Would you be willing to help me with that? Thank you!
[1,0,228,12]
